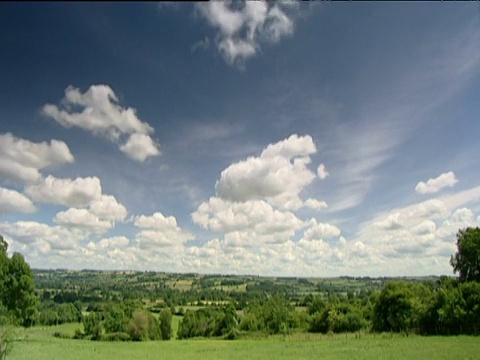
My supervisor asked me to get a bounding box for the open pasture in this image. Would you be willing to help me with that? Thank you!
[7,324,479,360]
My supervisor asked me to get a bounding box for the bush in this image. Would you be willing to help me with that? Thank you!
[126,311,149,341]
[126,310,160,341]
[73,328,85,339]
[53,331,72,339]
[100,332,130,342]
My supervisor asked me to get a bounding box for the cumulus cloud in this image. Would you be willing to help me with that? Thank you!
[41,85,160,162]
[415,171,458,194]
[89,195,127,222]
[120,133,160,162]
[215,134,317,209]
[353,196,480,274]
[196,1,296,67]
[87,236,129,250]
[303,219,341,240]
[54,208,113,234]
[0,187,36,214]
[25,175,102,207]
[135,212,179,230]
[0,133,74,184]
[192,197,304,237]
[134,212,194,249]
[0,220,86,254]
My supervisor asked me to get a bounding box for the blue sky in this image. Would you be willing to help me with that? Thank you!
[1,2,480,276]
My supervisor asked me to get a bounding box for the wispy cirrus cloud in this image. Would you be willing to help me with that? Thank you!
[327,21,480,212]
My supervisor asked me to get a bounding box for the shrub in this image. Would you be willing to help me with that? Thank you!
[100,332,130,342]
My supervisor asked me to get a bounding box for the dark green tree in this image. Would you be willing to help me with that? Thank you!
[451,227,480,282]
[82,312,102,340]
[159,308,172,340]
[104,304,127,333]
[373,281,412,332]
[0,237,39,327]
[263,296,290,335]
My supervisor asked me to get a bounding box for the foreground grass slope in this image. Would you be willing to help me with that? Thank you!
[8,324,479,360]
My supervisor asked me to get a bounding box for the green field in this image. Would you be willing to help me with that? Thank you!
[6,324,479,360]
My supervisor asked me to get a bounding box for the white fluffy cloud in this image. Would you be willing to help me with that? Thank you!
[0,187,36,214]
[196,1,295,67]
[88,236,129,250]
[134,212,194,249]
[215,134,318,209]
[54,208,113,234]
[119,133,160,162]
[135,212,178,230]
[415,171,458,194]
[25,175,102,207]
[0,221,86,253]
[192,197,304,237]
[89,195,127,222]
[0,133,74,184]
[41,85,160,162]
[353,196,480,274]
[303,219,341,240]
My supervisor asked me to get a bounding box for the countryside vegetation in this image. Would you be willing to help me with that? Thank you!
[0,227,479,359]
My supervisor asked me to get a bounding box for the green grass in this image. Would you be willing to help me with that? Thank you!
[7,325,480,360]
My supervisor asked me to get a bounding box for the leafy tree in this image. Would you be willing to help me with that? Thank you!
[38,309,60,326]
[177,310,196,339]
[147,312,161,340]
[373,281,412,332]
[126,311,148,341]
[307,296,326,316]
[460,281,480,334]
[239,312,260,332]
[82,312,102,340]
[309,301,366,333]
[104,304,127,333]
[0,237,39,327]
[214,305,238,338]
[263,296,290,335]
[451,227,480,282]
[126,310,159,341]
[159,308,172,340]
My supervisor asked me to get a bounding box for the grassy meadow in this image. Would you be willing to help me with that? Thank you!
[7,323,480,360]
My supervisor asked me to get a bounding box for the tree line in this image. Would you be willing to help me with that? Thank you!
[0,227,479,343]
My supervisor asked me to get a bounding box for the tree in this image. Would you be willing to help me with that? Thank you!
[307,296,326,316]
[104,304,127,333]
[0,237,39,327]
[82,312,102,340]
[159,308,172,340]
[126,310,159,341]
[451,227,480,282]
[263,296,290,335]
[373,281,412,332]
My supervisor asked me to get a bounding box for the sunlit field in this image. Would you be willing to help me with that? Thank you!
[8,324,480,360]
